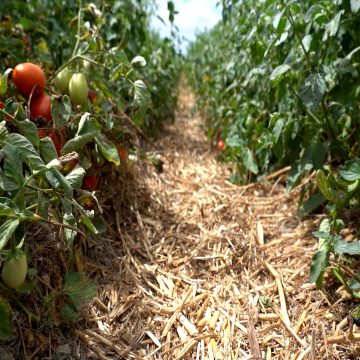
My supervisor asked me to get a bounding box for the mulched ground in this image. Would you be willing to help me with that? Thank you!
[2,88,360,359]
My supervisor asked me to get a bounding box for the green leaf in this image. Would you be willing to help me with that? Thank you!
[133,80,150,113]
[60,303,77,323]
[63,271,97,311]
[65,165,85,190]
[0,219,20,250]
[241,148,258,175]
[95,134,120,165]
[0,121,8,143]
[4,133,45,171]
[323,11,344,41]
[39,137,58,163]
[0,74,7,98]
[333,237,360,256]
[297,192,326,216]
[270,64,291,81]
[309,250,329,289]
[0,172,19,191]
[61,131,98,155]
[299,73,326,112]
[131,56,147,68]
[0,197,19,217]
[0,297,12,339]
[52,96,71,128]
[15,120,39,148]
[2,143,23,188]
[351,0,360,13]
[316,170,335,201]
[80,215,98,234]
[46,168,73,199]
[36,191,50,219]
[339,159,360,181]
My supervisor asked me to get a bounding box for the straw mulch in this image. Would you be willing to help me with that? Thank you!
[71,88,360,359]
[2,88,360,359]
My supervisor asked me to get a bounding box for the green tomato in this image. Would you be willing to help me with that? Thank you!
[2,253,28,289]
[54,67,73,94]
[69,73,88,106]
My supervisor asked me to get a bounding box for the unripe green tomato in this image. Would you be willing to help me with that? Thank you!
[54,68,73,94]
[69,73,88,105]
[2,253,28,289]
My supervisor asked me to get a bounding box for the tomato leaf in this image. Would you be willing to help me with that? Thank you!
[339,159,360,181]
[0,297,12,339]
[52,96,71,128]
[309,250,329,289]
[133,80,150,113]
[270,64,291,81]
[351,0,360,14]
[299,73,326,112]
[39,137,58,163]
[0,171,19,191]
[15,120,40,148]
[0,197,19,217]
[61,131,99,155]
[62,271,96,311]
[46,168,73,199]
[80,215,98,234]
[95,134,120,165]
[65,165,85,190]
[4,133,45,171]
[131,55,147,68]
[0,219,20,250]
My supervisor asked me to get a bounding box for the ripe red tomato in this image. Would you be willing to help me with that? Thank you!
[82,175,98,191]
[88,89,96,104]
[38,129,65,155]
[13,63,46,98]
[30,94,52,123]
[216,140,225,151]
[69,73,88,105]
[0,101,4,109]
[118,147,127,160]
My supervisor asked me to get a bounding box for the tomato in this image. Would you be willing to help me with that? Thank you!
[118,147,127,160]
[30,94,52,123]
[82,175,98,191]
[38,129,65,155]
[69,73,88,106]
[88,89,96,104]
[0,101,4,109]
[54,67,72,94]
[2,253,28,289]
[216,140,225,151]
[13,63,46,98]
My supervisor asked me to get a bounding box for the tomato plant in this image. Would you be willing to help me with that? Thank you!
[69,73,88,106]
[2,253,28,289]
[12,63,46,98]
[30,94,52,123]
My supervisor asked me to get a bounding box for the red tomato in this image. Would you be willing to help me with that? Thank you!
[118,147,127,160]
[0,101,4,109]
[88,89,96,104]
[30,94,52,123]
[216,140,225,151]
[13,63,46,98]
[82,175,98,191]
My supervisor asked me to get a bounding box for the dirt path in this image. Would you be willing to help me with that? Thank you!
[79,89,356,359]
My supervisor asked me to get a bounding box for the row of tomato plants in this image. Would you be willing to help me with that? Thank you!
[187,0,360,305]
[0,1,179,340]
